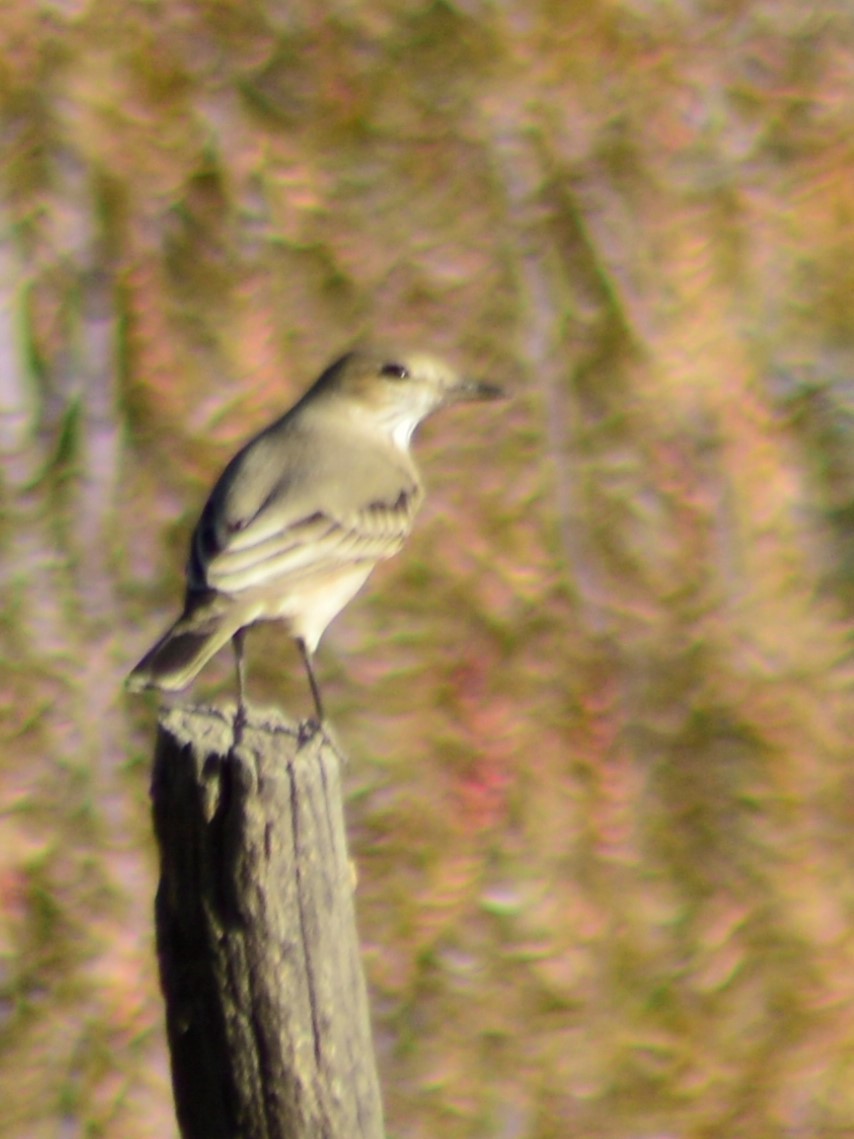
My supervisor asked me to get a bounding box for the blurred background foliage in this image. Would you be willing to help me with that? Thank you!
[1,0,853,1136]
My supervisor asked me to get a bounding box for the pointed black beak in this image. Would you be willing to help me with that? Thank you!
[450,378,508,403]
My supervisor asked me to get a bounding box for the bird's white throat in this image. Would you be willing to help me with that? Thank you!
[346,400,427,451]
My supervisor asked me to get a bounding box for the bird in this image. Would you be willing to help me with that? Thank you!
[126,346,505,727]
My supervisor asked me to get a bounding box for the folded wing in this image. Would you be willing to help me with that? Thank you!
[192,484,422,597]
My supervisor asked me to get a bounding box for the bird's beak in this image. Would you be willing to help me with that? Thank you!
[448,377,508,404]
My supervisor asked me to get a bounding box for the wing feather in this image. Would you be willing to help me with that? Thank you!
[196,487,422,597]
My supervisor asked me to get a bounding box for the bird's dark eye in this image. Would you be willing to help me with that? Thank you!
[380,362,409,380]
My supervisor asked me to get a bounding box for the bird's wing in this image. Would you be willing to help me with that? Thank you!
[188,429,422,597]
[200,489,421,595]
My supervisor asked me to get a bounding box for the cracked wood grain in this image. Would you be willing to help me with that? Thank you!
[151,705,384,1139]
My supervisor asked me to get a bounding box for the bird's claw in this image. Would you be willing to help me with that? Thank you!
[232,701,248,747]
[297,717,347,764]
[297,717,322,747]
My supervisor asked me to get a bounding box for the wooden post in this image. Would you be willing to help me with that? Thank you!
[150,704,385,1139]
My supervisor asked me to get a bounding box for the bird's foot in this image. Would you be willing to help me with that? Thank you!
[232,700,248,747]
[297,717,322,747]
[297,717,347,764]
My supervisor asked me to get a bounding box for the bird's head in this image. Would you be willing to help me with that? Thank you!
[314,347,506,449]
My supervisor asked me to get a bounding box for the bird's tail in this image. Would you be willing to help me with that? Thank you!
[126,610,237,694]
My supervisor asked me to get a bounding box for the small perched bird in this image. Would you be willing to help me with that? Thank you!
[127,347,504,724]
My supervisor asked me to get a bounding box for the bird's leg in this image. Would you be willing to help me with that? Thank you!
[297,637,325,724]
[233,627,248,736]
[296,639,347,760]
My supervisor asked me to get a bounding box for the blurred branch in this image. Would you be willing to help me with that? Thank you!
[486,122,616,635]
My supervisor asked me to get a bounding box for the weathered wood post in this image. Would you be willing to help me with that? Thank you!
[150,704,384,1139]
